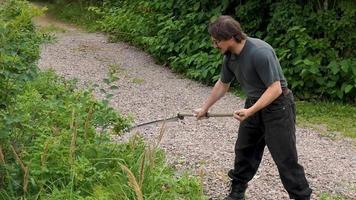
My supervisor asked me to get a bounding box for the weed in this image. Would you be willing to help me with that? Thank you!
[132,77,145,84]
[120,164,143,200]
[319,193,347,200]
[37,24,66,33]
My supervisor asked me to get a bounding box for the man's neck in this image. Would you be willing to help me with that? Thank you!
[229,39,246,55]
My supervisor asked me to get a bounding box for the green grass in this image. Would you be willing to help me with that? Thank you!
[296,101,356,138]
[132,77,145,84]
[37,24,66,33]
[319,193,348,200]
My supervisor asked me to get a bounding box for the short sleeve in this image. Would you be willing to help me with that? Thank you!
[253,48,282,87]
[220,55,235,84]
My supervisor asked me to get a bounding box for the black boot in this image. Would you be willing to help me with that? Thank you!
[225,181,248,200]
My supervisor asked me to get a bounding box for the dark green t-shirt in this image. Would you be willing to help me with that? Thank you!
[220,37,287,98]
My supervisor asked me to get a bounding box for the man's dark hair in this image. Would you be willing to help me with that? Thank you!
[208,15,247,42]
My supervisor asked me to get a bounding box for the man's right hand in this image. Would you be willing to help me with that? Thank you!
[193,108,208,120]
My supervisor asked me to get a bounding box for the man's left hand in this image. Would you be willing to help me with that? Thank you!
[233,109,253,122]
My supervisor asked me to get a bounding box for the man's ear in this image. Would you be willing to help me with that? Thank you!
[233,35,241,42]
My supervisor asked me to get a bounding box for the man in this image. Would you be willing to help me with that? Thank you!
[194,16,312,200]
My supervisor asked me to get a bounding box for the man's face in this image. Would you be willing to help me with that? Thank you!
[211,37,231,54]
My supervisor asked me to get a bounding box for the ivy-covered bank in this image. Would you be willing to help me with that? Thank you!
[40,0,355,102]
[0,1,205,199]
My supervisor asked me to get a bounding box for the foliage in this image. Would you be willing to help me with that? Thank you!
[0,0,43,108]
[43,0,356,101]
[264,1,356,101]
[95,0,228,84]
[94,1,158,43]
[0,71,129,196]
[0,72,204,199]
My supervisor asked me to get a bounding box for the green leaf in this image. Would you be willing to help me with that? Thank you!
[340,60,349,73]
[326,81,336,88]
[193,2,200,11]
[293,59,303,65]
[328,61,339,75]
[352,61,356,75]
[344,85,353,94]
[106,93,113,99]
[110,76,119,82]
[103,78,110,84]
[309,65,319,74]
[102,99,109,106]
[300,69,308,77]
[336,90,344,99]
[316,77,324,85]
[303,59,314,66]
[110,85,119,90]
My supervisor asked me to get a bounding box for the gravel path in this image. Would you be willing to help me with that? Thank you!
[35,14,356,200]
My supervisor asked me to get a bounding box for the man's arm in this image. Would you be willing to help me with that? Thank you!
[194,79,230,119]
[234,81,282,121]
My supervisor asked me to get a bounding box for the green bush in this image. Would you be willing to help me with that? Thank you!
[47,0,355,101]
[264,1,356,101]
[0,0,43,108]
[0,71,129,197]
[0,71,204,199]
[96,0,228,84]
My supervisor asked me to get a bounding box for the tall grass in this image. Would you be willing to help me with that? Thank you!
[1,70,206,199]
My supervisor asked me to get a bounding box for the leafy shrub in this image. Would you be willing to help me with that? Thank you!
[91,0,229,84]
[0,71,128,196]
[0,0,43,108]
[46,0,355,101]
[0,71,204,199]
[264,1,356,101]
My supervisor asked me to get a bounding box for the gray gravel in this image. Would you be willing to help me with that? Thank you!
[35,15,356,200]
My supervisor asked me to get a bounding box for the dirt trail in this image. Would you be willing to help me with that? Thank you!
[34,12,355,200]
